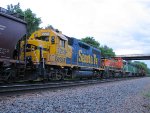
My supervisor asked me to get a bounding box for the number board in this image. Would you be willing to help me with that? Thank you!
[55,56,66,63]
[41,32,50,36]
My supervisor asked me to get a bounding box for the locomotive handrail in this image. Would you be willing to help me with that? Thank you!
[33,49,38,62]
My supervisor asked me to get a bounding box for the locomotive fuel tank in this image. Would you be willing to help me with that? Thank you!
[73,70,94,78]
[0,7,27,60]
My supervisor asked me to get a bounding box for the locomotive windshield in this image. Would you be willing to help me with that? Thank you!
[26,44,35,52]
[34,32,50,41]
[36,36,49,41]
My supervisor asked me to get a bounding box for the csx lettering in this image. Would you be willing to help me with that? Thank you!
[78,50,98,64]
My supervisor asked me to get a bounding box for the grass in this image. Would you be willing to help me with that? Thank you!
[146,74,150,77]
[142,92,150,111]
[144,91,150,98]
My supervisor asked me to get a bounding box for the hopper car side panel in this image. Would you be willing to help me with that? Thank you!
[0,12,27,60]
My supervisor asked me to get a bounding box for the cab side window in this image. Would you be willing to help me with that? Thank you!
[60,39,65,48]
[51,36,55,44]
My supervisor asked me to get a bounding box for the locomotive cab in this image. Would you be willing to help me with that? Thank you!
[20,28,70,67]
[20,28,72,80]
[20,32,49,65]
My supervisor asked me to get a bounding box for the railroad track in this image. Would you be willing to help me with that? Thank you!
[0,77,144,93]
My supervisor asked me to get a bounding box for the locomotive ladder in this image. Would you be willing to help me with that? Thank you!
[33,50,38,63]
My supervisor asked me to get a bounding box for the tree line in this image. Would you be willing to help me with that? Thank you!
[7,3,41,36]
[81,37,115,58]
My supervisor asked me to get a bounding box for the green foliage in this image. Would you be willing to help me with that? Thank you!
[81,37,100,48]
[147,68,150,74]
[81,37,115,57]
[24,9,41,36]
[7,3,42,36]
[144,91,150,98]
[99,45,115,57]
[7,3,23,14]
[45,25,54,29]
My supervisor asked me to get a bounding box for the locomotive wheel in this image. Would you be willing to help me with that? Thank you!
[56,73,63,81]
[111,71,116,78]
[105,71,110,78]
[103,68,110,79]
[49,69,64,81]
[118,72,123,78]
[102,71,109,79]
[109,71,113,78]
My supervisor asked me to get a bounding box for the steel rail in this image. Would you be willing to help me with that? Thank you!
[0,77,145,93]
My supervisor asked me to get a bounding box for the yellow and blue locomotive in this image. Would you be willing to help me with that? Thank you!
[20,28,101,80]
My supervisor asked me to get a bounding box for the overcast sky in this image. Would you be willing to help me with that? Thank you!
[1,0,150,67]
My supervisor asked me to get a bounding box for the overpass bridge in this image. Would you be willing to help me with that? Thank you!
[115,54,150,60]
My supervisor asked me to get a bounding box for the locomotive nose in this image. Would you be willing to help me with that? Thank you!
[24,40,48,64]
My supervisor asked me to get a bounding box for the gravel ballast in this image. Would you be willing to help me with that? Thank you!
[0,77,150,113]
